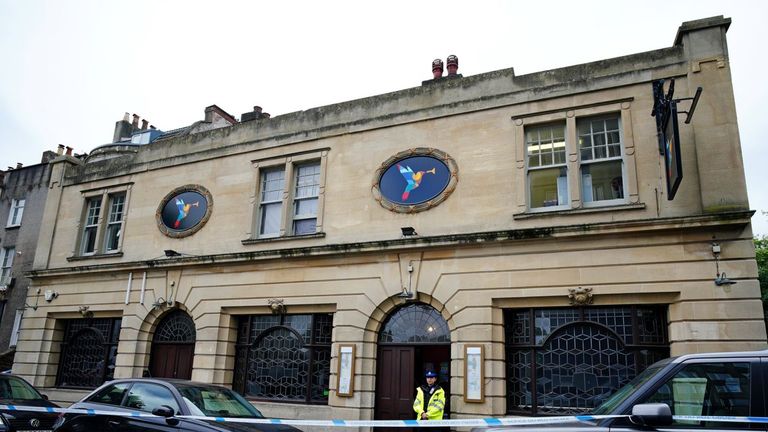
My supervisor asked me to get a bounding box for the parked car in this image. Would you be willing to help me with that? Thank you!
[473,349,768,431]
[0,373,60,432]
[52,378,301,431]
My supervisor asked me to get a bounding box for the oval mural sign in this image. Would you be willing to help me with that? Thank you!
[156,185,213,238]
[373,148,458,213]
[379,156,450,205]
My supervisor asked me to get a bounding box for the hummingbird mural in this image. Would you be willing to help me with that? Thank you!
[397,164,436,201]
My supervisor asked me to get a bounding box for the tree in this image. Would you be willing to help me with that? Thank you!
[756,236,768,303]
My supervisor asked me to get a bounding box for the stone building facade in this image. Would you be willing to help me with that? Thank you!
[13,16,765,420]
[0,150,57,369]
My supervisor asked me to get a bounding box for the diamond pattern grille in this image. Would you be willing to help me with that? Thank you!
[233,314,332,404]
[153,310,196,343]
[57,318,121,388]
[378,304,450,344]
[505,306,668,415]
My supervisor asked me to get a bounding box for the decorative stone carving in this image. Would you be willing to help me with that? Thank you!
[568,287,594,305]
[268,298,286,315]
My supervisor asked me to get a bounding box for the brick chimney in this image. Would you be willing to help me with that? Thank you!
[241,106,271,123]
[432,59,444,79]
[113,112,137,143]
[446,55,459,76]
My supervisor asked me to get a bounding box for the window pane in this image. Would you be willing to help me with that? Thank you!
[259,202,282,236]
[82,227,98,254]
[645,362,750,428]
[581,160,623,203]
[529,167,567,208]
[88,382,131,406]
[293,218,316,235]
[294,198,317,218]
[261,168,285,203]
[104,224,121,252]
[125,383,180,414]
[526,123,566,169]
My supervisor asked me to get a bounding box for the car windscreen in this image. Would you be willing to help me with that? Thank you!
[0,376,44,401]
[174,384,264,418]
[591,364,665,415]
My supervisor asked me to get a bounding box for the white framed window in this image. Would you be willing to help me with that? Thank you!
[103,194,126,252]
[0,247,14,283]
[292,162,320,235]
[526,123,569,210]
[77,185,130,256]
[6,198,25,227]
[251,151,327,240]
[578,115,625,206]
[9,310,23,347]
[258,168,285,238]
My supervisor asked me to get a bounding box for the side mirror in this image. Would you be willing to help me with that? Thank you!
[630,403,673,427]
[151,405,175,418]
[41,394,49,401]
[152,405,179,426]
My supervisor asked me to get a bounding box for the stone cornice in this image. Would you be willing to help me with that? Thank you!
[26,210,754,279]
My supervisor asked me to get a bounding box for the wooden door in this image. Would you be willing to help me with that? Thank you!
[149,344,194,379]
[375,346,415,421]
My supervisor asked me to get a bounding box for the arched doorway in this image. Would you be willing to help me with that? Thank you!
[149,310,196,379]
[375,303,450,421]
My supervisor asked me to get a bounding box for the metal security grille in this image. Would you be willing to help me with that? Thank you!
[378,303,450,344]
[153,310,196,343]
[57,318,121,388]
[233,314,332,404]
[504,306,668,415]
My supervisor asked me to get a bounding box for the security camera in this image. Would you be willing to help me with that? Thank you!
[44,290,58,302]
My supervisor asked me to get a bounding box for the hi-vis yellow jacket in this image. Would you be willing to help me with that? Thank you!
[413,384,445,420]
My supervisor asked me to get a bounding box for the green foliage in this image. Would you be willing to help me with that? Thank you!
[755,236,768,303]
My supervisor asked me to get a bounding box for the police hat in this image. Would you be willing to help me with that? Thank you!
[425,371,437,378]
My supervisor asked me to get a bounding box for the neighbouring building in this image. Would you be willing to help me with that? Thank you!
[0,149,59,369]
[13,16,765,420]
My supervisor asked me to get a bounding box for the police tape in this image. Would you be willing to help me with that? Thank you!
[2,404,768,427]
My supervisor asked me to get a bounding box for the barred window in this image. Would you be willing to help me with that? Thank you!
[233,314,332,404]
[57,318,121,388]
[504,306,668,415]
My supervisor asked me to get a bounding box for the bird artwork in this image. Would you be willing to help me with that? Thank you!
[174,198,200,229]
[397,164,436,201]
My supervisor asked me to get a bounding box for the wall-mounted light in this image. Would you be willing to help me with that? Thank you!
[401,227,418,237]
[711,240,737,286]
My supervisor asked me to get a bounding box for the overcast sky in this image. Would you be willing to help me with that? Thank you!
[1,0,766,235]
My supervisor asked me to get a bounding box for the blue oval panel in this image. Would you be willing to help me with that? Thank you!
[379,156,450,205]
[160,191,208,232]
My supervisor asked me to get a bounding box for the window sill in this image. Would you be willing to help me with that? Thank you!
[242,232,326,245]
[4,224,20,230]
[67,252,124,262]
[513,202,646,220]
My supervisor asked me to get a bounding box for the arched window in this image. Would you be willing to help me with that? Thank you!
[379,303,450,344]
[57,318,121,388]
[233,314,332,404]
[504,306,668,415]
[153,310,196,343]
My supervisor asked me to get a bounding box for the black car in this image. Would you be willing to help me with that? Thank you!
[52,378,301,431]
[0,374,60,432]
[472,349,768,432]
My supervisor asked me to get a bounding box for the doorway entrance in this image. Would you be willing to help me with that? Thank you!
[375,303,450,422]
[149,310,196,379]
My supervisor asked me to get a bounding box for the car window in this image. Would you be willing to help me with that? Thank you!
[175,385,262,418]
[645,362,751,428]
[0,377,43,401]
[87,382,131,406]
[123,382,180,414]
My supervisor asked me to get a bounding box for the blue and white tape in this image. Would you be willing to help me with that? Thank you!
[2,404,767,427]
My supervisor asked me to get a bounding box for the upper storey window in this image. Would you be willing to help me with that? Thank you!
[526,123,568,210]
[74,185,131,258]
[6,199,25,227]
[519,106,633,214]
[249,150,327,242]
[578,116,625,205]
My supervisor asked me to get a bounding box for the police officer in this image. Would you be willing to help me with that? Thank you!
[413,370,445,420]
